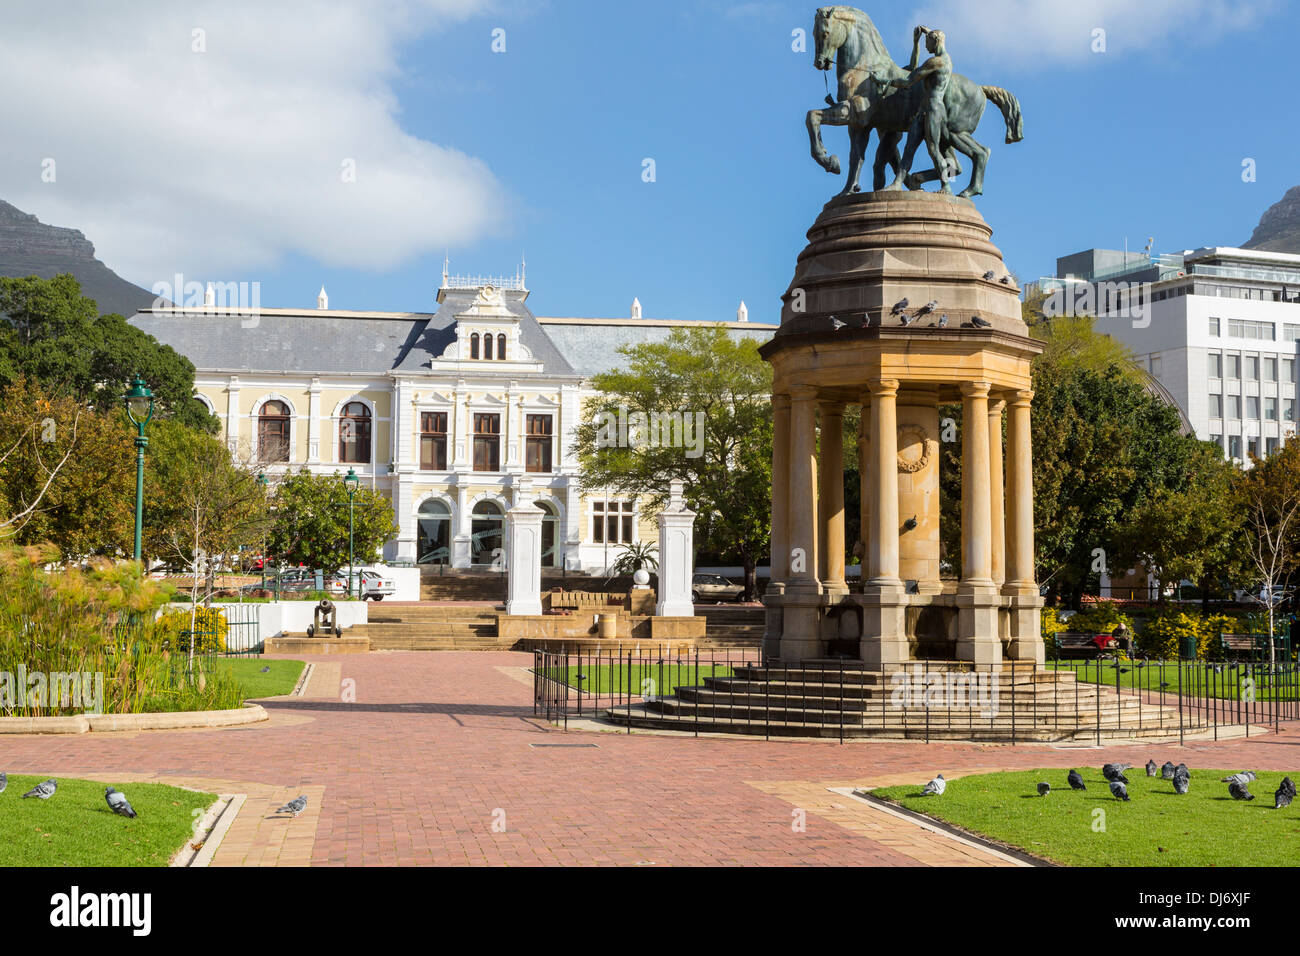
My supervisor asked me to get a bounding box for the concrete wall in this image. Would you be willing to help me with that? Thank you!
[173,601,371,645]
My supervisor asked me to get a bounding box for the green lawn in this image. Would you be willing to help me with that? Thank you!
[0,775,216,866]
[212,658,304,699]
[545,662,738,696]
[871,768,1300,866]
[1048,660,1299,702]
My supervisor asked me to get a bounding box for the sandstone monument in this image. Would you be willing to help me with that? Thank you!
[763,6,1040,670]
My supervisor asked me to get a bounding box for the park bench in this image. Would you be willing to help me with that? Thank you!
[1051,631,1102,659]
[545,589,624,613]
[1220,632,1291,662]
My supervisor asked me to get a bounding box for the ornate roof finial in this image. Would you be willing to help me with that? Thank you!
[317,286,328,310]
[737,300,748,322]
[631,297,642,319]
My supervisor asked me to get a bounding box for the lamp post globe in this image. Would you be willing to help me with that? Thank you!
[123,376,154,563]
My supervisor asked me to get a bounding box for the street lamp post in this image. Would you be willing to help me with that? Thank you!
[124,377,155,563]
[344,468,359,598]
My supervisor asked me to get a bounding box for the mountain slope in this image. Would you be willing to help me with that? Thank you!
[0,200,157,316]
[1243,185,1300,254]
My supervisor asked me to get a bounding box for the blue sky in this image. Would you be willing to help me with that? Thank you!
[3,0,1296,321]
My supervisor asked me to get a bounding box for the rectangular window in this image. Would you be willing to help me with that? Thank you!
[1209,316,1220,336]
[1248,437,1260,458]
[1209,433,1223,449]
[1228,435,1242,459]
[1247,395,1260,419]
[1287,399,1296,421]
[1208,394,1223,418]
[1150,354,1162,377]
[1285,358,1296,382]
[1226,354,1241,379]
[420,411,448,471]
[1266,396,1278,420]
[525,414,553,474]
[591,500,635,544]
[1228,318,1276,340]
[1265,356,1278,382]
[1267,437,1280,455]
[472,413,501,472]
[1285,323,1300,342]
[1245,355,1259,381]
[1228,394,1242,419]
[1207,352,1222,378]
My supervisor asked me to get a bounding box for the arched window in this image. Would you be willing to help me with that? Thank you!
[470,500,504,564]
[470,333,480,359]
[339,401,372,463]
[497,334,507,359]
[417,498,451,565]
[484,333,494,360]
[257,400,290,463]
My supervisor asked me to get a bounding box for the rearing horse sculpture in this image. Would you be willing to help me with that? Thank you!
[805,6,1023,198]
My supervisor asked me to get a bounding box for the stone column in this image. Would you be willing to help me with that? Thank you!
[860,379,907,669]
[867,380,900,586]
[225,377,241,454]
[988,398,1006,587]
[1004,388,1044,664]
[765,394,791,660]
[896,390,941,592]
[505,499,543,615]
[656,480,696,617]
[780,386,821,660]
[818,401,847,593]
[957,381,1000,667]
[452,481,472,568]
[858,394,871,590]
[307,378,323,463]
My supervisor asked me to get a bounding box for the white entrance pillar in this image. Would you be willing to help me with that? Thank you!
[505,499,543,615]
[656,480,696,617]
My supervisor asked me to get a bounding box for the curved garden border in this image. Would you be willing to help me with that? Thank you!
[0,702,268,734]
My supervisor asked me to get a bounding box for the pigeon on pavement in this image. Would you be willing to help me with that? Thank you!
[915,300,938,317]
[22,779,56,799]
[1109,779,1130,801]
[891,298,909,316]
[970,315,992,329]
[1173,768,1190,795]
[921,774,946,796]
[1161,761,1176,779]
[276,795,308,817]
[937,314,949,328]
[1037,782,1050,796]
[1228,780,1255,801]
[1145,760,1158,777]
[105,787,137,818]
[982,270,996,280]
[1067,769,1086,790]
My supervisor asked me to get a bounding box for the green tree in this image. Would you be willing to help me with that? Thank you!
[143,420,272,603]
[572,325,773,598]
[1237,437,1300,658]
[0,274,216,432]
[266,470,397,573]
[0,379,135,559]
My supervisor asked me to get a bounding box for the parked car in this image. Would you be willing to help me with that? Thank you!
[243,568,347,596]
[339,566,396,601]
[691,573,745,604]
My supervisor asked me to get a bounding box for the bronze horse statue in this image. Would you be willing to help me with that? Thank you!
[805,6,1023,198]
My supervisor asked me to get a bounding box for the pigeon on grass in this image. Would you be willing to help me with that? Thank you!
[1145,760,1158,777]
[0,771,7,793]
[1109,779,1130,802]
[1102,763,1131,784]
[1067,769,1086,790]
[921,774,946,796]
[1161,761,1176,779]
[1274,777,1296,809]
[22,779,56,799]
[1228,780,1255,801]
[276,795,308,817]
[1221,771,1257,785]
[1036,782,1050,797]
[105,787,137,818]
[1173,768,1190,795]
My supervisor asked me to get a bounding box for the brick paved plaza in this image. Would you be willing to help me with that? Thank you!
[6,651,1300,867]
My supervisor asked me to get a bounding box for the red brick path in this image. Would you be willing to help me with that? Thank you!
[7,651,1300,866]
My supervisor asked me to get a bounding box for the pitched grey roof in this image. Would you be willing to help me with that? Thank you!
[537,319,777,378]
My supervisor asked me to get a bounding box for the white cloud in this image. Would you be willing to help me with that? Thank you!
[907,0,1277,64]
[0,0,506,285]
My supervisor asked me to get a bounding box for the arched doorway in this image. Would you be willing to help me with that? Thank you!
[470,500,504,565]
[535,500,560,568]
[417,498,451,565]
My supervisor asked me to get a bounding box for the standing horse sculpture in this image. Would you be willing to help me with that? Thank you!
[805,6,1023,198]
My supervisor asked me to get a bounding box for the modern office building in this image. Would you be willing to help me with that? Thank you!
[130,269,775,570]
[1032,245,1300,462]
